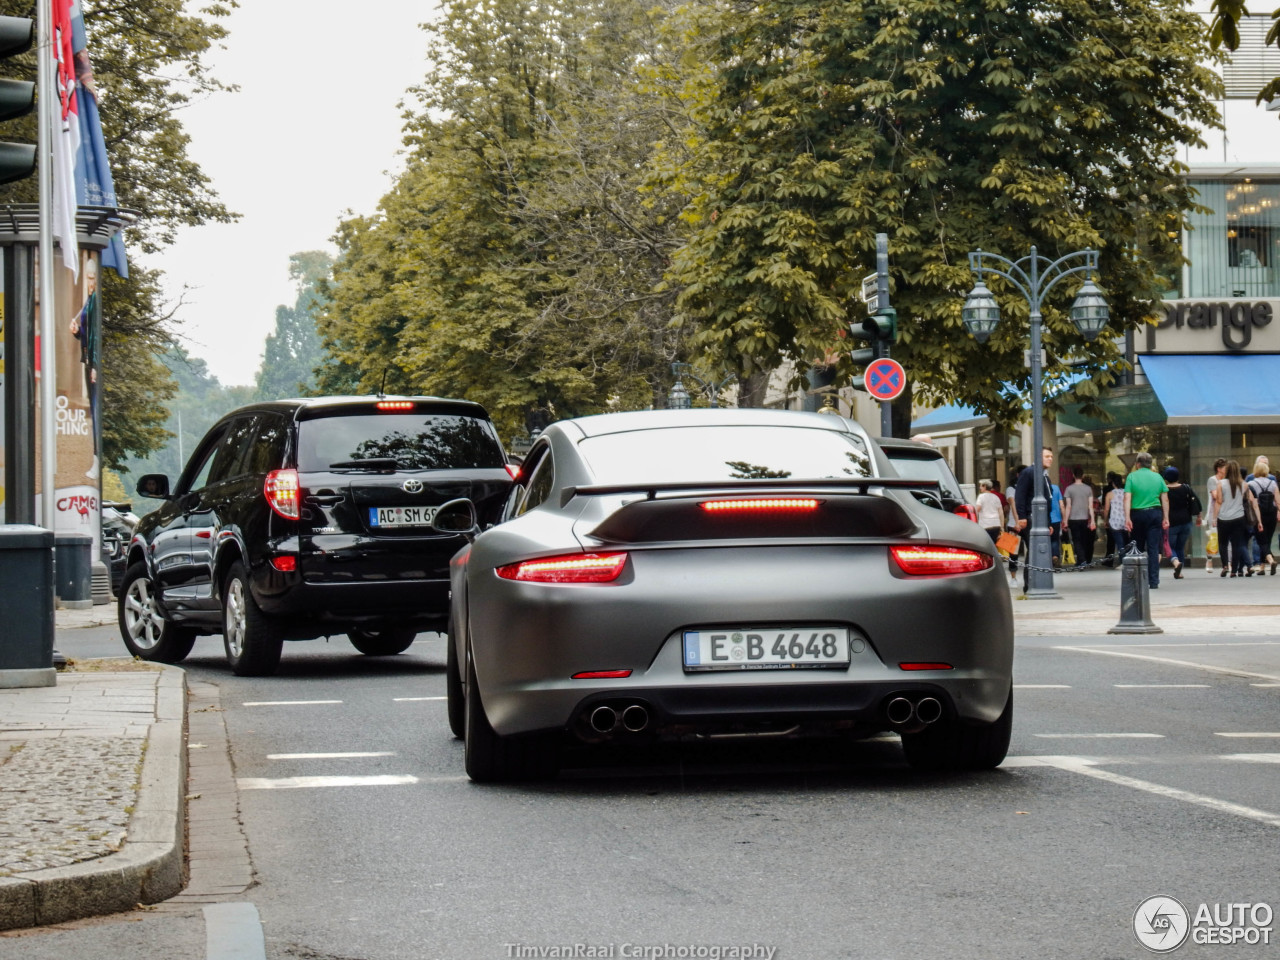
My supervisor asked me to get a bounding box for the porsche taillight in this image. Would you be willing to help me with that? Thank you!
[954,504,980,523]
[496,552,629,583]
[264,468,300,520]
[890,545,992,576]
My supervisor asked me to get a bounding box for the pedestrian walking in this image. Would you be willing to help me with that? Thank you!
[1103,473,1128,565]
[1162,466,1201,580]
[1063,466,1096,569]
[1213,459,1263,578]
[976,479,1004,547]
[1247,456,1278,575]
[1006,465,1025,582]
[1015,448,1060,591]
[1206,458,1228,573]
[1123,452,1170,589]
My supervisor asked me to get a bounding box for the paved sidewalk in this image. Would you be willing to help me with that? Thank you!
[0,645,185,931]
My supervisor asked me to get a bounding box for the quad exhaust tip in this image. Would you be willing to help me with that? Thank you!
[885,695,943,727]
[915,697,943,725]
[885,697,914,725]
[622,704,649,733]
[590,705,618,734]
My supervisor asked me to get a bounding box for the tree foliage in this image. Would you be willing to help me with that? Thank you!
[1210,0,1280,103]
[0,0,238,467]
[317,0,687,440]
[253,251,331,401]
[659,0,1222,426]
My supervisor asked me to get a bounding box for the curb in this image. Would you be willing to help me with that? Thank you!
[0,666,188,930]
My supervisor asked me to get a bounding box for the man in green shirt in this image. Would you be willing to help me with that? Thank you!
[1124,451,1170,588]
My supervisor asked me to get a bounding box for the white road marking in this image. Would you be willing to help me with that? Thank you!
[1015,684,1072,689]
[1215,732,1280,738]
[242,700,343,707]
[1221,754,1280,764]
[1005,755,1280,828]
[393,696,447,701]
[1253,683,1280,688]
[1054,645,1280,683]
[237,774,420,790]
[266,752,395,760]
[1033,733,1165,739]
[1114,684,1210,688]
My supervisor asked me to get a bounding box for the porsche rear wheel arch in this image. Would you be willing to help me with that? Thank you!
[446,616,465,739]
[901,687,1012,771]
[463,647,558,782]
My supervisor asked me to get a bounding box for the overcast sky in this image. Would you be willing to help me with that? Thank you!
[150,1,439,387]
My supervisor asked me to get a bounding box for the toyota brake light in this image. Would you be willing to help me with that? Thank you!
[890,545,993,576]
[376,400,414,411]
[264,468,300,520]
[496,552,629,583]
[700,498,820,514]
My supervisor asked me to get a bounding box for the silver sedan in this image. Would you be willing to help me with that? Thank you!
[440,409,1013,781]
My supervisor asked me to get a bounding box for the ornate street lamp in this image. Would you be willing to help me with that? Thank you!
[961,246,1109,599]
[667,362,737,409]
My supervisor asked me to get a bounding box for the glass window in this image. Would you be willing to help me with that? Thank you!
[518,451,555,515]
[242,415,290,476]
[578,425,872,485]
[1184,179,1280,299]
[296,414,505,472]
[206,418,256,486]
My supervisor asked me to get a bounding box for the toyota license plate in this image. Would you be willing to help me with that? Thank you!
[683,627,851,672]
[369,506,438,528]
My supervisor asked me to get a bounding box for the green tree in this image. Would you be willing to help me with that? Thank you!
[1209,1,1280,104]
[254,251,331,401]
[0,0,238,468]
[317,0,686,439]
[660,0,1222,423]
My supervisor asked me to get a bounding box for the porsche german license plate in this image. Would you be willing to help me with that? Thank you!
[369,506,438,528]
[682,627,851,671]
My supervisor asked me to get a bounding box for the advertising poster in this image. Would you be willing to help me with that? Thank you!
[41,249,102,546]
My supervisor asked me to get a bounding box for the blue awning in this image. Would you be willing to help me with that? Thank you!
[911,404,984,431]
[1140,354,1280,424]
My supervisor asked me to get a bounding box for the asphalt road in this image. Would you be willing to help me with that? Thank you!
[4,622,1279,960]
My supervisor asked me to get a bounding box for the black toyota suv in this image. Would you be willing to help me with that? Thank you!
[119,396,512,675]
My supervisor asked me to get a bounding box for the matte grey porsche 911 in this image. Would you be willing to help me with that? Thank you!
[438,409,1013,782]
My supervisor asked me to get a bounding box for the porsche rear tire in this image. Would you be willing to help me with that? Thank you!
[902,689,1012,772]
[464,652,558,782]
[446,619,465,739]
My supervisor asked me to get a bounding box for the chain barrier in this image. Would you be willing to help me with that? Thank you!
[1005,539,1146,576]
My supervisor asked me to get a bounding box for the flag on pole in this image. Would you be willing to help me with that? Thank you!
[50,0,80,277]
[69,1,127,277]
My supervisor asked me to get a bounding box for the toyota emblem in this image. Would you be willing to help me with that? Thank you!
[402,479,424,494]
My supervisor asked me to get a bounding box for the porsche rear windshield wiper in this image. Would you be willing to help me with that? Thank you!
[327,458,403,471]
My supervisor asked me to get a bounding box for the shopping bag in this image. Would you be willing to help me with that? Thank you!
[1162,533,1172,559]
[1061,542,1075,566]
[1206,528,1219,557]
[996,531,1021,554]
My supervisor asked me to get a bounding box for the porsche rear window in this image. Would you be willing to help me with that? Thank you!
[579,426,873,484]
[297,414,505,472]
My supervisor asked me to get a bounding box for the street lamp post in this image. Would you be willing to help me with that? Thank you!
[667,362,738,409]
[961,246,1109,599]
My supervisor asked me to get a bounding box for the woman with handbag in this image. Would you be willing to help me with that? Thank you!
[1214,460,1263,578]
[1246,457,1278,575]
[977,479,1005,546]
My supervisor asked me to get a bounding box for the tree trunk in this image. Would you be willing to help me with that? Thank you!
[736,370,770,408]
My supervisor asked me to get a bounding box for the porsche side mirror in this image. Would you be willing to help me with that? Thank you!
[433,498,480,541]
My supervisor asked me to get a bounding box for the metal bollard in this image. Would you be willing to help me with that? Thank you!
[1109,543,1163,634]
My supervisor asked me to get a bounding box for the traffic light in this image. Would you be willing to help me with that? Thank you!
[0,16,35,185]
[849,307,898,391]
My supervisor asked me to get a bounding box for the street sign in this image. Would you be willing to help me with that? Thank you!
[860,273,878,306]
[864,357,906,402]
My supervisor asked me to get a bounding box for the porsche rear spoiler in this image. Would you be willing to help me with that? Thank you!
[560,477,939,508]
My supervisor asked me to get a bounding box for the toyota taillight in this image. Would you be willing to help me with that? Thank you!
[700,498,820,514]
[890,545,993,576]
[264,468,300,520]
[496,552,629,583]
